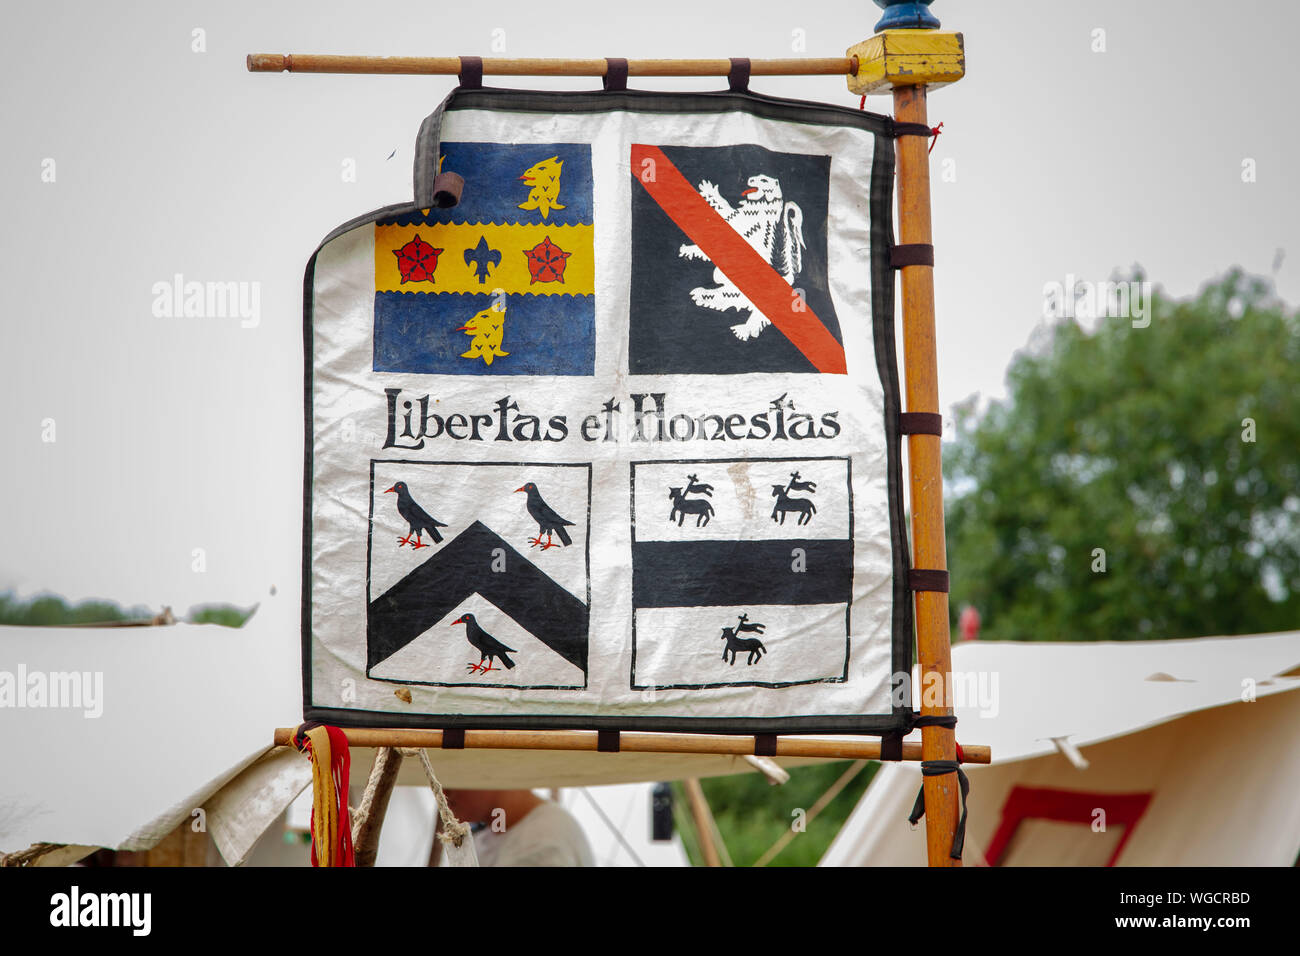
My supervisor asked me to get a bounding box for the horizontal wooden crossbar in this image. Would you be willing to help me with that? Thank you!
[273,727,990,764]
[246,54,858,77]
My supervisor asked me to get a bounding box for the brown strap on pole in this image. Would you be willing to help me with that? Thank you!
[457,55,482,88]
[753,734,778,757]
[603,57,628,91]
[596,730,621,753]
[728,57,751,91]
[441,728,466,749]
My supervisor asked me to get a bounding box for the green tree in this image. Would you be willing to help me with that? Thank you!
[188,604,254,628]
[675,761,877,867]
[0,591,254,628]
[945,270,1300,641]
[0,592,151,626]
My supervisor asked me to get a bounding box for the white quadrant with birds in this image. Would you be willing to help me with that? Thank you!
[368,462,589,686]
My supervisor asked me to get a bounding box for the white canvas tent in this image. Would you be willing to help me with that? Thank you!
[0,593,828,865]
[822,631,1300,867]
[238,782,689,867]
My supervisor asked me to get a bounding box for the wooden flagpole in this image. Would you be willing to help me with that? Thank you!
[849,3,967,867]
[896,81,960,868]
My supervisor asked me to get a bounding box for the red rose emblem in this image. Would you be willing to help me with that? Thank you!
[524,236,571,284]
[393,234,443,283]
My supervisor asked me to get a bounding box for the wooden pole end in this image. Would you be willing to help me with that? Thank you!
[846,30,964,96]
[247,53,286,73]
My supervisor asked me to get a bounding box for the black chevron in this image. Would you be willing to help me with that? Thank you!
[367,520,588,673]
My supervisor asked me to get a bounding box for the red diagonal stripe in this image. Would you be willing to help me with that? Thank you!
[632,144,847,375]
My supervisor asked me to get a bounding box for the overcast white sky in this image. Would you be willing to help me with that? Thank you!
[1,0,1296,612]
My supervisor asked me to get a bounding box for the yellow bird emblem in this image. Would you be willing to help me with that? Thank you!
[457,302,509,366]
[517,156,565,221]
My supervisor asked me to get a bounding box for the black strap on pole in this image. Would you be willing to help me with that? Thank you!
[596,730,621,753]
[908,569,950,592]
[440,727,466,749]
[753,734,779,758]
[290,720,325,751]
[905,714,965,859]
[890,120,933,139]
[890,243,934,268]
[908,760,970,860]
[912,714,957,731]
[899,412,943,436]
[880,732,904,761]
[602,57,628,91]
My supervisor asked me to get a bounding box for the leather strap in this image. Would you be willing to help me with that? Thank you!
[908,569,950,593]
[891,120,933,139]
[899,412,943,436]
[441,728,466,749]
[596,730,621,753]
[728,57,751,92]
[880,732,904,762]
[891,243,934,268]
[603,57,628,91]
[753,734,779,757]
[457,55,482,89]
[908,760,970,860]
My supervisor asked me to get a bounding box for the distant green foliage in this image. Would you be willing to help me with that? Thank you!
[0,591,254,628]
[675,761,877,867]
[188,604,254,628]
[945,270,1300,641]
[0,592,151,626]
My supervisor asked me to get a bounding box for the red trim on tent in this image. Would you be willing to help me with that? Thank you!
[984,785,1153,867]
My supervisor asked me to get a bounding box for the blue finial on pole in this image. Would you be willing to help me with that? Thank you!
[873,0,940,31]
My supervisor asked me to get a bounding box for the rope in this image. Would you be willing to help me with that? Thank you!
[576,788,646,867]
[907,758,970,861]
[753,759,870,867]
[400,747,473,850]
[900,713,969,860]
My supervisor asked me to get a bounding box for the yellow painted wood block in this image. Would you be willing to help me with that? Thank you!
[846,30,965,95]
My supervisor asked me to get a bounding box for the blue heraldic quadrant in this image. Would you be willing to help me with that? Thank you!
[373,141,595,376]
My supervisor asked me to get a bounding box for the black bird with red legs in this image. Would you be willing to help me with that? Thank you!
[514,482,575,550]
[384,481,448,549]
[452,612,517,674]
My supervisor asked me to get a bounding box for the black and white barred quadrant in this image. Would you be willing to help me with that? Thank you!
[630,457,851,689]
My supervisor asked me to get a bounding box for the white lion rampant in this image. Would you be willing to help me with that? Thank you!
[678,173,806,341]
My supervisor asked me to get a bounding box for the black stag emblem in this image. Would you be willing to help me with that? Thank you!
[721,613,768,665]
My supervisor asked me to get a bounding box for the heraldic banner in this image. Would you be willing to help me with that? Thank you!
[303,85,913,735]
